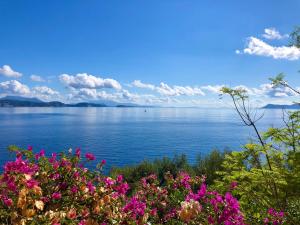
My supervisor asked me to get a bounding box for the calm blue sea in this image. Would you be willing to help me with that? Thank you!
[0,107,285,171]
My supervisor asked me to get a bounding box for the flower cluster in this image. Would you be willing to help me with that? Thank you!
[264,208,285,225]
[0,147,281,224]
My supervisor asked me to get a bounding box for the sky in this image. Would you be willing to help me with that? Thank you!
[0,0,300,107]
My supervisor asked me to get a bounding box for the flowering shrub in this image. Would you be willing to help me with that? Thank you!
[0,146,282,224]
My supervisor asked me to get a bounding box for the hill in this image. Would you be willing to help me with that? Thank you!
[262,103,300,109]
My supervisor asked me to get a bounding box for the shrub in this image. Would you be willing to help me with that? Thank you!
[0,147,247,225]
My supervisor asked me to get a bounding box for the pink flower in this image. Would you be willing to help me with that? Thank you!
[103,177,115,186]
[101,159,106,165]
[114,182,129,195]
[75,148,81,158]
[208,215,215,224]
[150,208,157,216]
[78,220,87,225]
[116,175,123,183]
[40,149,45,157]
[35,149,45,160]
[198,183,207,198]
[3,198,13,207]
[123,196,146,218]
[49,153,57,163]
[26,179,39,188]
[71,186,78,194]
[52,192,62,200]
[41,197,50,203]
[87,181,96,194]
[73,171,80,179]
[27,145,33,151]
[230,181,238,190]
[85,153,95,161]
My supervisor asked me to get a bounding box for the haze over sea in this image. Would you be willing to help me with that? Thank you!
[0,107,285,171]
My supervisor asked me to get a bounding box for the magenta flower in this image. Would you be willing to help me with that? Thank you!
[198,183,207,198]
[101,159,106,165]
[123,196,146,218]
[85,153,95,161]
[75,148,81,158]
[27,145,33,151]
[116,175,123,183]
[73,171,80,179]
[52,192,62,200]
[87,181,96,194]
[78,220,87,225]
[71,186,78,194]
[230,181,238,190]
[35,149,45,160]
[3,198,13,207]
[26,179,39,188]
[103,177,115,187]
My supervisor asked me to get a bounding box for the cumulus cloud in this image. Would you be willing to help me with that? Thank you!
[0,65,22,78]
[59,73,122,90]
[131,80,155,90]
[0,80,30,95]
[262,28,288,40]
[32,86,59,96]
[30,86,61,101]
[201,85,225,94]
[203,83,299,98]
[252,83,298,98]
[30,75,45,82]
[69,88,119,102]
[241,37,300,60]
[131,80,205,96]
[157,83,205,96]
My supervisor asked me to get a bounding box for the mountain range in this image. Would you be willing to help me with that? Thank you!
[0,96,141,107]
[262,103,300,109]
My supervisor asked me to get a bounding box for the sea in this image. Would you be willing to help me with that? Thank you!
[0,107,286,172]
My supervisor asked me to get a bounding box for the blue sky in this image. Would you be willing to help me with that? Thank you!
[0,0,300,106]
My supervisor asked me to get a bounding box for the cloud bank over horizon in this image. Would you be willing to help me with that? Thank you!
[0,64,299,107]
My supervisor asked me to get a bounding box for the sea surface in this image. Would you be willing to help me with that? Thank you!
[0,107,286,171]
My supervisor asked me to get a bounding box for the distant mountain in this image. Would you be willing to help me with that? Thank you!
[90,99,120,107]
[0,96,107,107]
[0,95,151,108]
[116,103,142,107]
[90,99,143,107]
[71,102,106,107]
[2,95,44,103]
[262,103,300,109]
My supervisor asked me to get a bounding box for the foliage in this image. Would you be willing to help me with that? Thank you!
[110,150,229,190]
[289,26,300,48]
[218,88,300,224]
[0,147,247,225]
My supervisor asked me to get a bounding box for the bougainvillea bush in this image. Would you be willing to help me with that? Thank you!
[0,146,285,225]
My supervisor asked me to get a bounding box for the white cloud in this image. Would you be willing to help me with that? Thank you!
[160,84,205,96]
[0,80,30,95]
[32,86,59,96]
[59,73,122,90]
[201,85,225,94]
[131,80,155,90]
[69,88,119,101]
[30,75,45,82]
[131,80,205,96]
[252,83,298,98]
[200,83,299,99]
[0,65,22,78]
[242,37,300,60]
[262,28,288,40]
[31,86,61,101]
